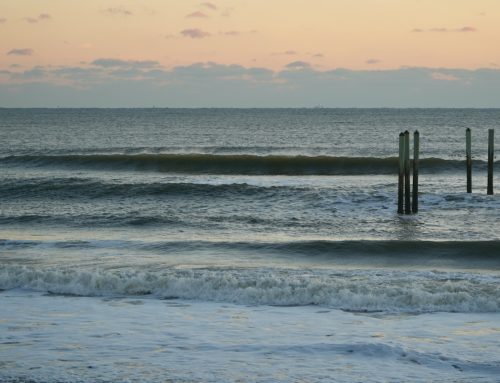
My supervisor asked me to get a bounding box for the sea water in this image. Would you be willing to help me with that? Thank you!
[1,108,499,382]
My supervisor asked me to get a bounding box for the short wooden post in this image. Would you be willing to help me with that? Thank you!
[398,132,404,214]
[466,128,472,193]
[412,130,419,213]
[487,129,494,195]
[404,130,411,214]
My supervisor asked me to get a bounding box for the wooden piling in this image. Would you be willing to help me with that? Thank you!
[398,132,404,214]
[412,130,419,213]
[487,129,494,195]
[404,130,411,214]
[466,128,472,193]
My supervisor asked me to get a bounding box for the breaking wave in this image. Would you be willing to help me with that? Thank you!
[1,265,499,313]
[1,153,487,175]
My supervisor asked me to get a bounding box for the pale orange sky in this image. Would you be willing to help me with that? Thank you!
[1,0,499,71]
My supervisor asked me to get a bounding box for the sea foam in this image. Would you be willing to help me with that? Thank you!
[1,265,499,313]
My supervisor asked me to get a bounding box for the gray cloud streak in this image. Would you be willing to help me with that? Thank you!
[103,7,132,16]
[91,58,160,69]
[181,29,211,39]
[186,11,208,18]
[200,2,217,10]
[413,26,477,33]
[7,48,34,56]
[23,13,51,23]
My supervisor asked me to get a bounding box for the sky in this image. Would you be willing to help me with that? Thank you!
[1,0,500,107]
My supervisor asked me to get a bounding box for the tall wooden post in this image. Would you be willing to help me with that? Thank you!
[404,130,411,214]
[412,130,419,213]
[466,128,472,193]
[487,129,494,195]
[398,132,404,214]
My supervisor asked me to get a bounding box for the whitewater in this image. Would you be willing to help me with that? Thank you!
[1,108,499,382]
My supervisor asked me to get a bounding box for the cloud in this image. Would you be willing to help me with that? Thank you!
[181,28,211,39]
[0,17,6,24]
[273,50,298,56]
[171,62,273,82]
[413,26,478,33]
[219,30,256,37]
[221,30,239,36]
[186,11,208,18]
[103,7,132,16]
[285,61,311,69]
[431,72,460,81]
[200,2,217,10]
[457,26,477,32]
[429,28,448,32]
[312,53,324,58]
[23,13,51,23]
[7,48,34,56]
[91,58,160,69]
[8,65,47,80]
[366,59,380,65]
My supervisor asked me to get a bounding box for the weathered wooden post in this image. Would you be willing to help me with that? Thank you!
[487,129,494,195]
[412,130,419,213]
[466,128,472,193]
[398,132,404,214]
[404,130,411,214]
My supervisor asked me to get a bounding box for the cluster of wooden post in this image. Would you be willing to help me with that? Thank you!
[398,128,495,214]
[467,128,495,195]
[398,130,419,214]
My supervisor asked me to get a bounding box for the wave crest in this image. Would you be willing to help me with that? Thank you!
[1,154,483,175]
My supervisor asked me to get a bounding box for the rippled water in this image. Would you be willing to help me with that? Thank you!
[1,108,499,382]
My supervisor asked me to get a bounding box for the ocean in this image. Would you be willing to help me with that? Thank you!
[1,108,499,382]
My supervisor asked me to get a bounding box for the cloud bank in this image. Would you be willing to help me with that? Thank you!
[1,60,500,107]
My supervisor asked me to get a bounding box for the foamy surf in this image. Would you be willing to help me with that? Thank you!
[1,265,499,313]
[1,289,499,383]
